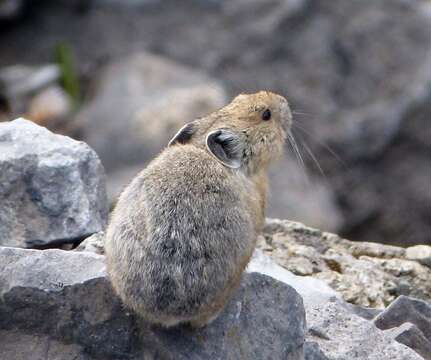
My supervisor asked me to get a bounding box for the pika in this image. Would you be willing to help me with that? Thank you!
[105,91,292,328]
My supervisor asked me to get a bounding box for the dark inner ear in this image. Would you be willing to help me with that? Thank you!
[168,122,196,146]
[206,129,243,169]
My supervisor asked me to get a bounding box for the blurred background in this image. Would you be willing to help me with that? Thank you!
[1,0,430,247]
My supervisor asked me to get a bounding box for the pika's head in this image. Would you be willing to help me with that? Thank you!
[169,91,292,173]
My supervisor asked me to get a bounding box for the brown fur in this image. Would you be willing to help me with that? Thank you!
[105,91,292,328]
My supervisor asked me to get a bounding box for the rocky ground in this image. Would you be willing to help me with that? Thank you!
[2,0,431,245]
[259,219,431,309]
[1,117,431,359]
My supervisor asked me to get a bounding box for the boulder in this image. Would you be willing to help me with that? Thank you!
[258,219,431,308]
[0,246,306,360]
[75,52,227,174]
[139,274,306,360]
[0,118,108,248]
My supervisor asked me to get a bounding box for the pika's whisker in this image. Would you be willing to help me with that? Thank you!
[293,122,346,168]
[298,136,325,177]
[292,110,313,116]
[286,131,308,180]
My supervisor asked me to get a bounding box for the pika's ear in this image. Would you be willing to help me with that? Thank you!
[206,129,243,169]
[168,122,196,146]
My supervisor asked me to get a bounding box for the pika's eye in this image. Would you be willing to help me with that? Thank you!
[261,109,271,121]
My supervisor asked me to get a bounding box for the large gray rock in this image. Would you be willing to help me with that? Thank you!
[0,246,306,360]
[0,118,108,248]
[139,274,305,360]
[75,52,227,174]
[0,247,137,359]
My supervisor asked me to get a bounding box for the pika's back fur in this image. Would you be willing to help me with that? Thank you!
[105,91,292,328]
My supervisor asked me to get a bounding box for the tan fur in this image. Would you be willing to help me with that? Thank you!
[105,91,292,328]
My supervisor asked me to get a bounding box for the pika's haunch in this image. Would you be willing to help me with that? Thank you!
[105,91,292,328]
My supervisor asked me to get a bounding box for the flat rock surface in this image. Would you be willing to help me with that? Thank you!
[0,246,306,360]
[0,118,108,248]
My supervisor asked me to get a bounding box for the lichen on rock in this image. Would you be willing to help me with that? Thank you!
[259,218,431,308]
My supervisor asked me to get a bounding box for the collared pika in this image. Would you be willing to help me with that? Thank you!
[105,91,292,328]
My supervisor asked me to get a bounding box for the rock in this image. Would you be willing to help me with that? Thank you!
[248,246,424,359]
[74,51,231,209]
[0,246,306,360]
[304,342,329,360]
[140,274,306,360]
[406,245,431,268]
[374,295,431,341]
[259,219,431,308]
[384,323,431,360]
[306,297,423,360]
[0,247,138,359]
[0,0,24,21]
[2,230,427,360]
[374,295,431,359]
[75,232,105,255]
[0,64,60,116]
[343,302,382,321]
[0,331,88,360]
[267,155,343,232]
[75,52,227,174]
[247,248,340,308]
[27,85,73,129]
[0,118,108,248]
